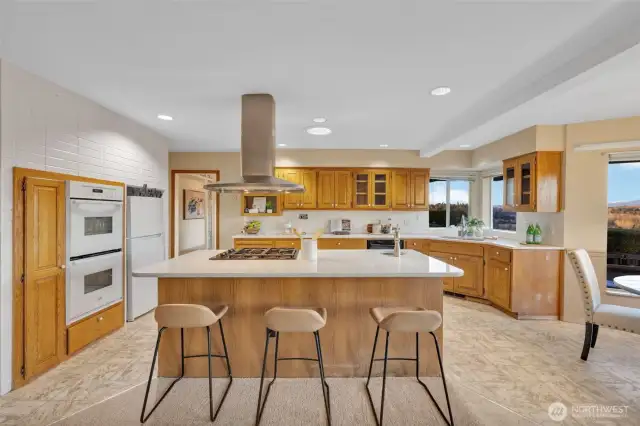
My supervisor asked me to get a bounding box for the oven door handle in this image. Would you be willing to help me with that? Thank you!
[71,200,122,215]
[70,251,123,267]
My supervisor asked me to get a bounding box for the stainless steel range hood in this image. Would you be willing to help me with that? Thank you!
[204,94,304,193]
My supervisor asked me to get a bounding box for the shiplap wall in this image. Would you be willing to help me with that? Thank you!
[0,60,171,394]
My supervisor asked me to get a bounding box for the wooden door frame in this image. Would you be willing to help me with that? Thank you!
[12,167,126,390]
[170,170,220,258]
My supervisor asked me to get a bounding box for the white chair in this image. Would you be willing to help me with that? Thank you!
[567,249,640,361]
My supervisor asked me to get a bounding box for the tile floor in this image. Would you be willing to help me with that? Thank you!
[1,296,639,425]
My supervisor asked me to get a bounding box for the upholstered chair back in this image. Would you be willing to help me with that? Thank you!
[567,249,601,322]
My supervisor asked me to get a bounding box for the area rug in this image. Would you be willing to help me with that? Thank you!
[54,377,483,425]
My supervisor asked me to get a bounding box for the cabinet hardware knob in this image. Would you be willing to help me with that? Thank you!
[60,265,66,269]
[98,317,104,322]
[504,268,508,271]
[337,242,341,245]
[496,251,499,255]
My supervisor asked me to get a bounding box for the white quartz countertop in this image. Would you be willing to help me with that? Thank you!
[232,233,562,250]
[133,249,464,279]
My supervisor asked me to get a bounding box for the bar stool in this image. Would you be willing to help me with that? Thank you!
[140,304,233,423]
[365,307,454,426]
[255,307,331,426]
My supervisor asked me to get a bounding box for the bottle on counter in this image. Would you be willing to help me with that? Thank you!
[526,224,534,244]
[533,223,542,244]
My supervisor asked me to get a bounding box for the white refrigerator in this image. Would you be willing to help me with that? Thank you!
[126,193,165,321]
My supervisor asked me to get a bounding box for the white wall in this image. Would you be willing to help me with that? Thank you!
[177,175,206,254]
[0,60,171,394]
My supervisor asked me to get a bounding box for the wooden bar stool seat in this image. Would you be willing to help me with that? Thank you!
[140,304,233,423]
[365,307,454,426]
[255,307,331,426]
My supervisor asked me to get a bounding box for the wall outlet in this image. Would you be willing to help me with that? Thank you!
[298,214,308,220]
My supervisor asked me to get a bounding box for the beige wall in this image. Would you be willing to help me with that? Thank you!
[562,118,640,323]
[472,127,537,169]
[170,150,475,249]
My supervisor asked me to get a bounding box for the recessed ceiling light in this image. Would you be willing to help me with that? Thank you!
[157,114,173,121]
[306,127,332,136]
[430,87,451,96]
[278,143,287,147]
[459,144,471,148]
[380,144,389,148]
[313,117,327,123]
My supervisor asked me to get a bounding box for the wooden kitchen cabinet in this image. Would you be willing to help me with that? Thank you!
[277,168,317,209]
[274,239,302,249]
[502,151,562,212]
[405,239,429,254]
[392,169,429,210]
[486,259,511,310]
[317,170,352,209]
[317,238,367,250]
[234,239,275,249]
[67,303,124,355]
[354,170,390,209]
[452,254,484,297]
[429,251,455,292]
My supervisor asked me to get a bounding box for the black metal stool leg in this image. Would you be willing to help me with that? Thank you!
[210,319,234,421]
[207,326,214,421]
[416,332,454,426]
[314,331,332,426]
[140,327,184,423]
[366,326,380,386]
[255,329,276,426]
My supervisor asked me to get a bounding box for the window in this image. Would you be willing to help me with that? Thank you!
[607,161,640,288]
[490,176,516,231]
[428,179,470,227]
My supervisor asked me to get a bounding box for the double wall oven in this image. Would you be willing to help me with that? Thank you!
[66,181,124,324]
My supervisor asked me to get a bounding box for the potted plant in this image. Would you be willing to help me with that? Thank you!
[467,217,485,238]
[266,200,274,214]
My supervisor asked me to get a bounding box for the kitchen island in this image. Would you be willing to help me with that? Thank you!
[133,249,463,378]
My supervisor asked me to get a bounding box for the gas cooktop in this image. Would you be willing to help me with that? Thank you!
[210,248,299,260]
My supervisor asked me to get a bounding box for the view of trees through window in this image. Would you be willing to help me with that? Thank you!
[491,176,516,231]
[428,179,469,227]
[607,161,640,288]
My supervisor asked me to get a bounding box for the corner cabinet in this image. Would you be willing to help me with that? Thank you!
[503,151,562,212]
[391,169,429,210]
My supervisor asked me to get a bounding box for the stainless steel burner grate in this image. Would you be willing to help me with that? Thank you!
[210,247,299,260]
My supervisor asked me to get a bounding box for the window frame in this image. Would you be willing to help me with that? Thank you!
[429,178,471,228]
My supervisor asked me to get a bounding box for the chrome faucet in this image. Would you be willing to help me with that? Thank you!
[393,225,401,257]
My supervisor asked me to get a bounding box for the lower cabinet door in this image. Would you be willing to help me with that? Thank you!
[274,240,301,249]
[429,251,455,292]
[487,259,511,310]
[452,254,484,297]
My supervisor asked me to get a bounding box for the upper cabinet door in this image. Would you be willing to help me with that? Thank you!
[372,171,391,208]
[317,171,335,209]
[503,159,517,209]
[334,170,352,209]
[299,170,317,209]
[391,170,411,209]
[516,153,536,212]
[279,169,301,209]
[410,170,429,210]
[353,171,371,208]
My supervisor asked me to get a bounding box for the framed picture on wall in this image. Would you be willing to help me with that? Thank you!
[184,189,205,220]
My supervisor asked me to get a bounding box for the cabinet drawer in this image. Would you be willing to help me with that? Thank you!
[274,239,301,249]
[317,238,366,250]
[234,239,275,249]
[68,302,124,354]
[405,239,429,253]
[430,241,484,257]
[488,247,512,263]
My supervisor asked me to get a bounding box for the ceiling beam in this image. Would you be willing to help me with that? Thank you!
[421,2,640,158]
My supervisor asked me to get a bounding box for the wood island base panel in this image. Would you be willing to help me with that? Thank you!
[157,277,444,378]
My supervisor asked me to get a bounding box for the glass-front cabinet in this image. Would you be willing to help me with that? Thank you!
[503,159,517,209]
[353,170,390,209]
[502,151,562,213]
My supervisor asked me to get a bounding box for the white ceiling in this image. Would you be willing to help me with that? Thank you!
[1,0,639,153]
